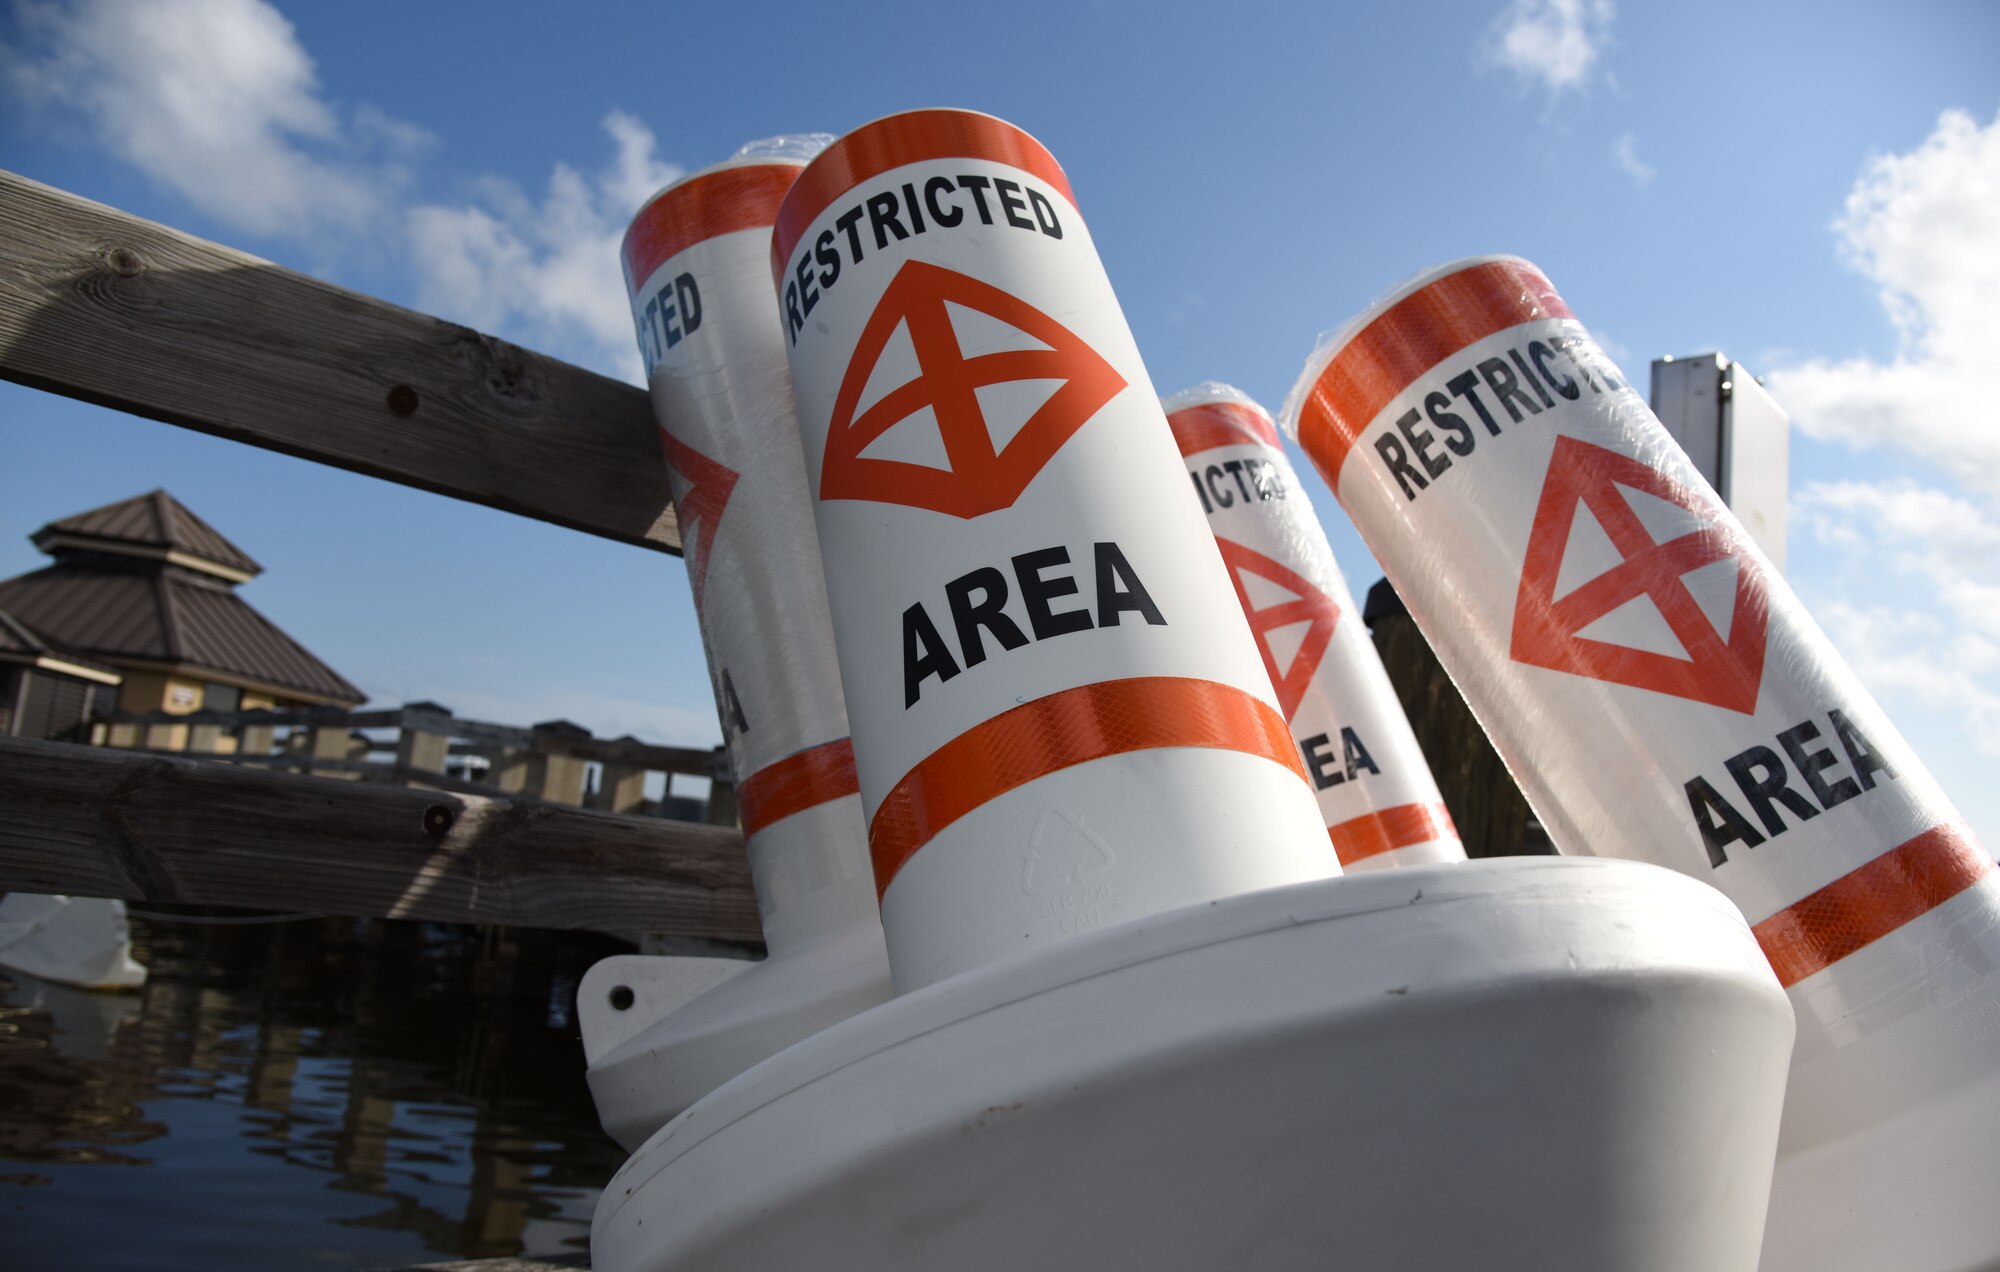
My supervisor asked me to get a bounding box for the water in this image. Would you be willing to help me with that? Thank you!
[0,913,634,1270]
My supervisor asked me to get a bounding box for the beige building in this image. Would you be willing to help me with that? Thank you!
[0,490,361,749]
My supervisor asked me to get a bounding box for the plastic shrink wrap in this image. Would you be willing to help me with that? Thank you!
[582,137,891,1149]
[1281,254,2000,1272]
[772,109,1335,991]
[1162,382,1463,871]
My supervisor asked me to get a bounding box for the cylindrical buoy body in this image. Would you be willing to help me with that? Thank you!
[1282,254,2000,1272]
[773,110,1334,991]
[623,152,884,964]
[1163,383,1463,871]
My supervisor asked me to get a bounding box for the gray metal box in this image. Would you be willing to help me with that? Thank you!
[1649,354,1789,572]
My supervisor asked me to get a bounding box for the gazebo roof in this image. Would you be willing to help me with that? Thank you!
[1,492,360,706]
[33,489,263,581]
[0,604,121,683]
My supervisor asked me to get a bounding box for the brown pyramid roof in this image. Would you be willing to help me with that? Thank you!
[0,564,360,705]
[34,489,262,579]
[2,492,360,706]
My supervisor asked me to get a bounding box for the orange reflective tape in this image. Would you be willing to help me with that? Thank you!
[622,163,801,294]
[736,738,860,839]
[1753,822,1995,988]
[1293,259,1572,488]
[1166,401,1282,457]
[1326,802,1458,867]
[869,676,1307,898]
[772,109,1076,280]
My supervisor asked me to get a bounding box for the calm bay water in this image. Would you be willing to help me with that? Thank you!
[0,914,634,1270]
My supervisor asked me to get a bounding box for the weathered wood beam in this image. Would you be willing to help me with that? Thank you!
[0,737,759,939]
[0,170,680,554]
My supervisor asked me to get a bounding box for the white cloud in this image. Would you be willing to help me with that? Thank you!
[1765,108,2000,494]
[1795,479,2000,758]
[4,0,682,382]
[407,112,681,382]
[1481,0,1614,95]
[1612,133,1654,185]
[1,0,425,237]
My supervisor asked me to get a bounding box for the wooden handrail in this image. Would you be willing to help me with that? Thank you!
[0,737,760,938]
[0,169,682,554]
[100,702,724,776]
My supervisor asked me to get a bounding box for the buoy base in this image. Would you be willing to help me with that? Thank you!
[581,924,892,1151]
[1767,1059,2000,1272]
[1762,875,2000,1272]
[593,858,1794,1272]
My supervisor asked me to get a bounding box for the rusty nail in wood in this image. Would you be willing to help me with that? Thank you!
[107,247,143,277]
[423,803,454,836]
[386,384,420,417]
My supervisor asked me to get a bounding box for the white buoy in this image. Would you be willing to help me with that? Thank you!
[1281,254,2000,1272]
[582,139,892,1150]
[593,858,1795,1272]
[1163,383,1463,871]
[0,894,146,991]
[771,109,1334,990]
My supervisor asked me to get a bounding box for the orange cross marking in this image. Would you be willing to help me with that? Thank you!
[1217,538,1340,722]
[821,260,1127,518]
[1511,435,1769,713]
[659,430,739,607]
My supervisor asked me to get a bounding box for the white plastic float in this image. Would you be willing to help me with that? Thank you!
[593,117,1801,1272]
[0,893,147,991]
[579,916,890,1151]
[594,858,1795,1272]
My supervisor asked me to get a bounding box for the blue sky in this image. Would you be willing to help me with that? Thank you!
[3,0,1997,840]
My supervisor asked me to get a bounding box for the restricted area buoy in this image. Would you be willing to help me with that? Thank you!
[1282,254,2000,1272]
[580,139,892,1150]
[1163,382,1464,871]
[770,110,1334,991]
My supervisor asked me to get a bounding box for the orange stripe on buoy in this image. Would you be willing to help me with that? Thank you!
[736,738,860,839]
[1326,802,1458,867]
[868,676,1306,898]
[1166,401,1283,457]
[623,163,800,294]
[1753,822,1995,988]
[772,109,1076,280]
[1293,259,1572,487]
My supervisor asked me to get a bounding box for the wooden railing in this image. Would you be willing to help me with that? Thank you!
[90,700,733,821]
[0,735,757,938]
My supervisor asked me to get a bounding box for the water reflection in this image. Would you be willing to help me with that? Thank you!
[0,914,631,1270]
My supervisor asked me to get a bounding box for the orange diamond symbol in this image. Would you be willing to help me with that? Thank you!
[820,260,1127,518]
[1217,538,1341,721]
[1510,435,1769,713]
[659,430,738,607]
